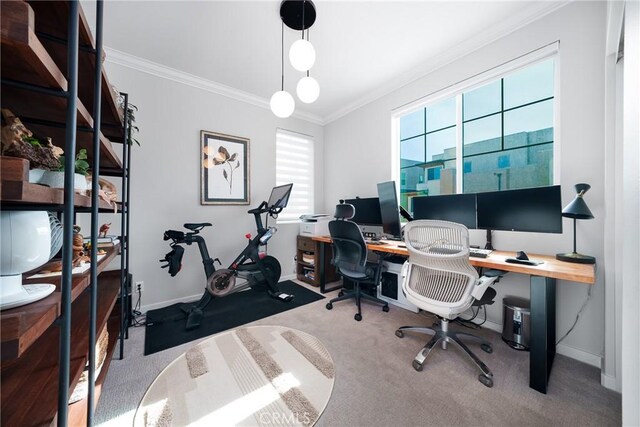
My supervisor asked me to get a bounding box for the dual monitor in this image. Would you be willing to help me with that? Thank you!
[344,184,562,238]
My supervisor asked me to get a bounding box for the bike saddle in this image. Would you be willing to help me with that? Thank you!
[184,223,212,231]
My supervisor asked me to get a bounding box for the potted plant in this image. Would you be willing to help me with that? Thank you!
[39,148,91,192]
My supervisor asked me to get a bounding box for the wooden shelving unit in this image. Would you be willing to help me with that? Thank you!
[296,235,338,286]
[0,1,130,425]
[1,244,121,360]
[0,272,121,426]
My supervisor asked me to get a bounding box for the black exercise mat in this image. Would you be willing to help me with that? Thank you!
[143,281,324,355]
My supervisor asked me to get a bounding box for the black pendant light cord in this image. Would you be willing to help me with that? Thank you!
[306,29,310,77]
[281,21,284,91]
[301,0,305,39]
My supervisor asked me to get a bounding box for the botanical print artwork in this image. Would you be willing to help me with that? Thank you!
[201,131,249,205]
[210,146,239,194]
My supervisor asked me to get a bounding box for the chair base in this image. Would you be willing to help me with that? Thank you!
[326,281,389,321]
[395,318,494,387]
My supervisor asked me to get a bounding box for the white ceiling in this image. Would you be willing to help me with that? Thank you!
[86,1,567,123]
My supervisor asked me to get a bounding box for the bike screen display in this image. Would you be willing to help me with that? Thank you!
[268,183,293,209]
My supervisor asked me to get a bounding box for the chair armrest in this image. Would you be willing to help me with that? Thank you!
[471,275,499,300]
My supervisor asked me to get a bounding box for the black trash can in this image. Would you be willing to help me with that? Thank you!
[502,296,531,351]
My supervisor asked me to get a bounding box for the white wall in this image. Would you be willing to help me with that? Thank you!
[620,1,640,424]
[101,61,323,309]
[323,2,608,365]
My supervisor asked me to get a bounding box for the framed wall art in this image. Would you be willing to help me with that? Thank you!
[201,130,250,205]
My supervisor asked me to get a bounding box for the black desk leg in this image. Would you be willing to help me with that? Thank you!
[529,275,556,393]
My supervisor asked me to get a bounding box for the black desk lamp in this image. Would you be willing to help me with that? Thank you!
[556,183,595,264]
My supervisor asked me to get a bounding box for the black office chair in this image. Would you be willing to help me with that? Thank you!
[325,203,389,321]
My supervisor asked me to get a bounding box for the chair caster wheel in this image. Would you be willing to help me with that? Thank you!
[481,343,493,354]
[354,313,362,321]
[338,291,344,297]
[412,360,423,372]
[382,305,389,312]
[326,303,333,310]
[395,330,404,338]
[432,322,439,328]
[478,374,493,388]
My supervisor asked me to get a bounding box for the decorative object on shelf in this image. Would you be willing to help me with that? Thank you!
[1,109,61,170]
[38,148,90,192]
[0,211,57,310]
[201,130,249,205]
[87,175,118,212]
[99,223,112,238]
[556,183,596,264]
[73,225,90,268]
[68,325,109,404]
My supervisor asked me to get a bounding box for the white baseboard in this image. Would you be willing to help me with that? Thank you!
[601,372,622,392]
[469,319,602,368]
[140,275,298,313]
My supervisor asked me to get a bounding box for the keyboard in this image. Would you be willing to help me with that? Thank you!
[366,240,388,246]
[469,248,493,258]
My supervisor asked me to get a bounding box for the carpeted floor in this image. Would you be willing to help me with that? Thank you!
[96,280,621,426]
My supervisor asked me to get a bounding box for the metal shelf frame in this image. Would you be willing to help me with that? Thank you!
[0,1,130,424]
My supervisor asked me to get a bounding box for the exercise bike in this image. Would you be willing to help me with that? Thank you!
[160,183,295,330]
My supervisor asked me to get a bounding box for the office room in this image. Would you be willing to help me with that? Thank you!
[0,0,638,426]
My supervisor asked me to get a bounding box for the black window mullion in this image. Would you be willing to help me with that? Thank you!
[501,78,505,152]
[423,108,427,163]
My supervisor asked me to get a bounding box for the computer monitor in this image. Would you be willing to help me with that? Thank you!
[476,185,562,233]
[377,181,402,239]
[268,183,293,209]
[411,193,478,229]
[344,197,383,226]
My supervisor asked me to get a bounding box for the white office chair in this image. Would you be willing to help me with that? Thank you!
[395,220,498,387]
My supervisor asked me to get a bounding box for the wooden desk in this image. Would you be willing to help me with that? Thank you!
[311,235,596,394]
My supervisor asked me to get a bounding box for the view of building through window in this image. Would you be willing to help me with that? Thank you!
[398,58,555,212]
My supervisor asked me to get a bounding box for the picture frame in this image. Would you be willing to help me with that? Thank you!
[201,130,250,205]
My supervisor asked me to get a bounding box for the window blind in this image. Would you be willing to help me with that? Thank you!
[276,129,314,222]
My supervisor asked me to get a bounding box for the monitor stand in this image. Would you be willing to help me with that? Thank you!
[484,229,494,251]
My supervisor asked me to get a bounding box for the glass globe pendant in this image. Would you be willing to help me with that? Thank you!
[270,90,295,118]
[289,39,316,72]
[296,75,319,103]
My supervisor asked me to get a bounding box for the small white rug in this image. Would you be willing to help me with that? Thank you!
[134,326,335,427]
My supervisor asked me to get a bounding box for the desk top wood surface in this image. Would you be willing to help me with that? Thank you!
[310,235,595,285]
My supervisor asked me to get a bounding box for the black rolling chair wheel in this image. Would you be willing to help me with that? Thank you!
[354,313,362,321]
[382,305,389,312]
[326,302,333,310]
[338,291,344,297]
[412,360,423,371]
[395,330,404,338]
[478,374,493,388]
[481,343,493,354]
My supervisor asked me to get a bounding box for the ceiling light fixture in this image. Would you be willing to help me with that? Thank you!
[273,0,319,115]
[270,21,295,118]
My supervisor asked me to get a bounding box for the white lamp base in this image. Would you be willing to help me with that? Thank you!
[0,275,55,311]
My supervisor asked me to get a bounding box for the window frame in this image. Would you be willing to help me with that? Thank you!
[275,128,315,224]
[391,42,560,198]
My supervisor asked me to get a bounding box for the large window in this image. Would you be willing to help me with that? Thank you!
[276,129,314,222]
[397,56,555,212]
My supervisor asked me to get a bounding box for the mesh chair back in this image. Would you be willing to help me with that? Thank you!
[329,219,367,275]
[403,220,479,317]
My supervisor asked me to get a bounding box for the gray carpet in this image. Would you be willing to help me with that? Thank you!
[96,281,621,426]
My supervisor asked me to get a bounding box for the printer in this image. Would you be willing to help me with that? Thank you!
[299,214,331,236]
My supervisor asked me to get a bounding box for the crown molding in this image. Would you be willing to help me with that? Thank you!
[322,0,572,125]
[104,47,325,125]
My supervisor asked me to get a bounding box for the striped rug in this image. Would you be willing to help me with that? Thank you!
[134,326,335,427]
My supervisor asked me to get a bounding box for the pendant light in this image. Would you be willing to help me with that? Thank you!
[297,71,319,104]
[270,21,295,118]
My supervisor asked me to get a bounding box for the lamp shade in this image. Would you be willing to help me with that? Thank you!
[270,90,295,118]
[289,39,316,72]
[296,76,319,103]
[561,183,594,219]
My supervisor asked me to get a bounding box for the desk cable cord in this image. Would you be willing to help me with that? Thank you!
[556,285,593,345]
